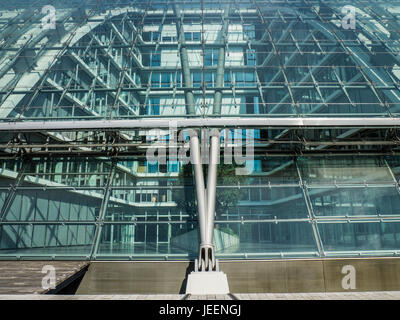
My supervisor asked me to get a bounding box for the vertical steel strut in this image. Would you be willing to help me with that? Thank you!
[173,0,223,271]
[213,5,230,115]
[173,1,196,115]
[189,129,220,271]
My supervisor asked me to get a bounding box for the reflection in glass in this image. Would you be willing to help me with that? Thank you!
[97,222,197,256]
[298,157,394,184]
[0,224,95,255]
[319,222,400,252]
[309,187,400,217]
[214,222,318,257]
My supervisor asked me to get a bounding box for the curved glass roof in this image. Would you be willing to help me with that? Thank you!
[0,0,399,122]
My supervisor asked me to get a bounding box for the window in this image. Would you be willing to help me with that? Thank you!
[161,73,171,87]
[152,32,160,41]
[224,72,231,87]
[168,161,179,173]
[192,72,202,88]
[204,72,215,87]
[246,96,254,114]
[234,72,255,86]
[193,32,201,41]
[235,72,244,86]
[184,32,192,41]
[150,51,161,66]
[142,32,151,41]
[250,188,260,201]
[151,73,160,87]
[245,49,256,66]
[142,31,160,42]
[245,72,255,84]
[183,32,201,42]
[147,161,158,173]
[204,49,219,66]
[243,25,255,40]
[149,98,160,115]
[162,36,172,42]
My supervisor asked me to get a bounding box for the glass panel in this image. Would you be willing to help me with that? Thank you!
[257,157,300,184]
[2,1,400,261]
[214,222,318,258]
[309,186,400,217]
[0,224,95,256]
[218,186,309,219]
[318,222,400,252]
[298,156,394,184]
[0,177,13,210]
[0,1,398,120]
[2,189,101,221]
[96,222,197,257]
[24,158,111,187]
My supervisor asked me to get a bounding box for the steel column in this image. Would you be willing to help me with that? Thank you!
[213,6,230,115]
[173,1,196,115]
[204,129,220,270]
[189,131,208,250]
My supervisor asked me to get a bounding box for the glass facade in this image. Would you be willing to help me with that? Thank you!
[0,0,400,260]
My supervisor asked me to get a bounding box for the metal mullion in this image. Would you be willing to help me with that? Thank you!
[355,64,390,114]
[173,0,196,115]
[172,69,178,109]
[359,5,400,64]
[102,220,194,225]
[56,37,133,116]
[315,216,400,223]
[306,183,397,189]
[104,10,149,118]
[89,160,117,259]
[314,8,392,116]
[214,218,310,223]
[309,73,364,113]
[331,67,353,106]
[273,55,296,114]
[268,47,339,114]
[252,0,275,66]
[10,186,107,191]
[307,64,325,107]
[212,1,230,114]
[0,160,28,222]
[201,0,206,115]
[4,117,400,130]
[266,44,331,85]
[255,69,267,113]
[239,2,268,113]
[14,6,100,120]
[384,158,400,200]
[143,70,153,114]
[0,221,96,225]
[383,66,400,93]
[289,31,302,56]
[295,159,324,257]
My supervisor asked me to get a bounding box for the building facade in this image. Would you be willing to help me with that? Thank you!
[0,0,400,262]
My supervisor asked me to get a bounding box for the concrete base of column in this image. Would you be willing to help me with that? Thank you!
[185,271,230,295]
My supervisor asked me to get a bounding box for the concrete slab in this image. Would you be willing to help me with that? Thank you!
[185,271,230,295]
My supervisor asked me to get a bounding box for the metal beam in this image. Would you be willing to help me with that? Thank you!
[1,117,400,132]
